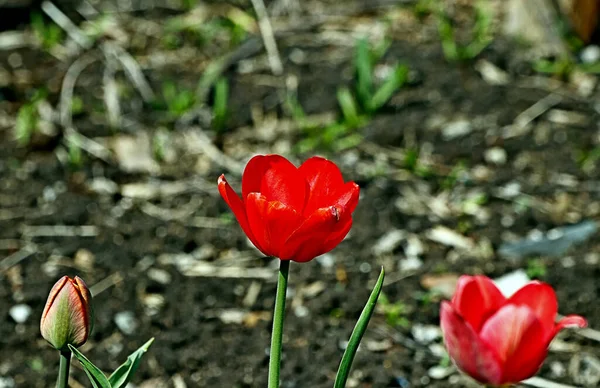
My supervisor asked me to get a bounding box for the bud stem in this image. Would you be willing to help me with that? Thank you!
[56,350,71,388]
[267,259,290,388]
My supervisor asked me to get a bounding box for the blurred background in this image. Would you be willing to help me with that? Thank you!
[1,0,600,387]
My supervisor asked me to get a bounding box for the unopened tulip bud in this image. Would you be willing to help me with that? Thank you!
[40,276,93,351]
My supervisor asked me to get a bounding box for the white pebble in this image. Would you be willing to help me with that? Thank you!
[9,304,32,324]
[484,147,507,165]
[114,311,138,335]
[581,45,600,64]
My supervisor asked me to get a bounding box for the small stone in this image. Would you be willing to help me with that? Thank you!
[88,178,119,195]
[549,360,566,378]
[218,309,246,324]
[426,226,474,250]
[581,45,600,64]
[585,253,600,265]
[316,253,335,268]
[0,377,15,388]
[143,294,165,316]
[372,229,405,256]
[399,256,423,272]
[494,269,530,297]
[147,268,172,285]
[411,324,442,344]
[111,133,159,174]
[7,52,22,68]
[428,343,447,358]
[420,273,459,298]
[484,147,507,165]
[442,120,472,140]
[365,338,393,352]
[495,181,521,199]
[9,304,32,323]
[74,249,95,272]
[294,305,309,318]
[114,311,138,335]
[404,235,424,257]
[474,59,510,85]
[571,70,597,97]
[428,365,454,380]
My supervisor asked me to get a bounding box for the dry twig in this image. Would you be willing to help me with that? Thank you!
[250,0,284,75]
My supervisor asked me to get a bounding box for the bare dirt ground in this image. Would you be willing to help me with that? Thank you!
[1,1,600,387]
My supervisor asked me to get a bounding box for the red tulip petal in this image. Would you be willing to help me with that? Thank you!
[508,281,558,337]
[280,206,348,262]
[553,315,587,338]
[241,155,307,212]
[289,215,353,263]
[440,301,503,384]
[73,276,93,334]
[479,304,547,384]
[321,215,354,253]
[452,275,506,333]
[245,193,303,258]
[64,280,91,346]
[41,276,69,322]
[299,156,345,191]
[334,182,360,215]
[299,157,359,215]
[218,175,264,253]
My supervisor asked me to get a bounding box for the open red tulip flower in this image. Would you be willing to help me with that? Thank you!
[440,275,586,386]
[218,154,360,263]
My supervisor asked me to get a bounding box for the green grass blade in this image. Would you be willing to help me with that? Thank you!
[355,38,373,109]
[436,11,459,61]
[334,267,385,388]
[213,77,229,132]
[336,87,360,128]
[368,64,408,112]
[68,345,111,388]
[109,338,155,388]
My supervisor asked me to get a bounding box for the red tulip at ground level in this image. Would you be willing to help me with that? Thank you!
[440,275,586,386]
[41,276,93,351]
[218,154,359,263]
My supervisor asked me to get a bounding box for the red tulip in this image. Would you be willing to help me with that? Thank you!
[440,275,586,386]
[218,154,360,263]
[41,276,93,351]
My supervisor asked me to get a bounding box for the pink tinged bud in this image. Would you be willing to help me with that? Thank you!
[40,276,93,351]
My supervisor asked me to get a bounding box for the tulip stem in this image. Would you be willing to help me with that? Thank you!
[268,259,290,388]
[56,350,71,388]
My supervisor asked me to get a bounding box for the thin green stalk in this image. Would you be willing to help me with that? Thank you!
[56,350,71,388]
[268,259,290,388]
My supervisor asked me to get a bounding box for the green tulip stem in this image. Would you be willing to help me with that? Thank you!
[57,350,71,388]
[268,259,290,388]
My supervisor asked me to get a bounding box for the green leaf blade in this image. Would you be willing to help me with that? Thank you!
[333,267,385,388]
[108,338,155,388]
[68,345,112,388]
[368,64,408,112]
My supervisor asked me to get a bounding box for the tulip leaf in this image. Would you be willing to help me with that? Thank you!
[333,267,385,388]
[68,345,112,388]
[108,337,155,388]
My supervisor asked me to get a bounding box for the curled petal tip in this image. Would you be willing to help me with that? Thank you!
[558,315,587,329]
